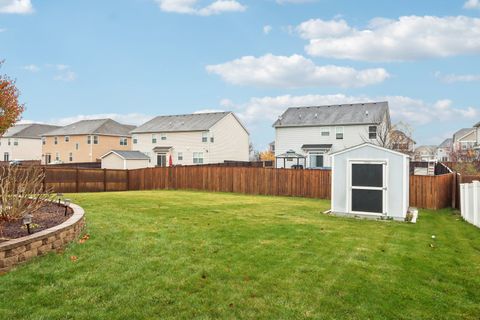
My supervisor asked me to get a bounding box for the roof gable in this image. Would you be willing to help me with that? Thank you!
[330,142,410,158]
[273,101,389,128]
[101,150,150,160]
[2,124,61,139]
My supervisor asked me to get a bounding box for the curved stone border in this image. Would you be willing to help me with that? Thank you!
[0,202,85,273]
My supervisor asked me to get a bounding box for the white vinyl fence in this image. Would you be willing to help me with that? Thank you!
[460,181,480,228]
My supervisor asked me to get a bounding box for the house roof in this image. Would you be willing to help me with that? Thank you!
[390,130,416,144]
[131,112,247,134]
[43,119,135,137]
[273,101,389,128]
[453,128,475,142]
[330,142,410,158]
[2,123,61,139]
[415,145,437,153]
[101,150,150,160]
[438,138,453,148]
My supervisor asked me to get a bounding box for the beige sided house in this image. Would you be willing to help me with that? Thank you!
[42,119,135,164]
[0,123,61,162]
[130,112,249,167]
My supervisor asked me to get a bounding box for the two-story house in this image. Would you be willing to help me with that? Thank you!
[273,101,391,169]
[453,128,476,152]
[390,130,416,156]
[435,138,452,162]
[130,112,249,167]
[41,119,135,164]
[413,145,437,161]
[0,123,60,162]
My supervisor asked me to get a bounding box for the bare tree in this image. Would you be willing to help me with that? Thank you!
[0,166,54,234]
[361,118,414,156]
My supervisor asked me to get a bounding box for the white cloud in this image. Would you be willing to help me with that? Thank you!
[0,28,5,32]
[206,54,389,88]
[53,65,77,82]
[22,64,40,72]
[0,0,33,14]
[277,0,317,4]
[154,0,246,16]
[464,0,480,9]
[263,25,272,35]
[435,71,480,83]
[225,94,478,127]
[299,16,480,62]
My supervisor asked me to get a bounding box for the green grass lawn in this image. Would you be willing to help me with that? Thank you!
[1,191,480,319]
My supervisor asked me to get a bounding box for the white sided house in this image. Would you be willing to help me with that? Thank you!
[273,102,391,169]
[0,123,60,162]
[130,112,249,167]
[331,143,410,221]
[101,150,150,170]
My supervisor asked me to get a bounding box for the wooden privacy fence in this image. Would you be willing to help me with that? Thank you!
[32,166,460,210]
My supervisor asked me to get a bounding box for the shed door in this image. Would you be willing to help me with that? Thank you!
[350,163,386,214]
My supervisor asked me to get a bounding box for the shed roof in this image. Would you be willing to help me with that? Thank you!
[101,150,150,160]
[273,101,389,128]
[43,119,135,137]
[330,143,410,158]
[3,123,61,139]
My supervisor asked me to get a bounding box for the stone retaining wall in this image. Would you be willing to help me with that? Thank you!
[0,203,85,273]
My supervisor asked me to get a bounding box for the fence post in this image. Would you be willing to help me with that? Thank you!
[42,166,47,192]
[473,181,479,227]
[75,168,79,193]
[104,169,107,192]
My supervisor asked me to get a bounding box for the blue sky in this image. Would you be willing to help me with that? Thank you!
[1,0,479,149]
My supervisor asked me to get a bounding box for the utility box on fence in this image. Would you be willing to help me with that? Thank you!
[331,143,410,220]
[460,181,480,228]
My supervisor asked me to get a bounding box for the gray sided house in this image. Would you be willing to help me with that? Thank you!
[273,102,391,169]
[331,143,410,220]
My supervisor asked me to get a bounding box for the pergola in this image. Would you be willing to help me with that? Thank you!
[275,149,306,169]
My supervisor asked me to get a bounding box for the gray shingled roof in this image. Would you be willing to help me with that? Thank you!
[102,150,150,160]
[3,123,61,139]
[131,112,233,134]
[453,128,474,142]
[438,138,453,148]
[43,119,135,137]
[273,101,389,127]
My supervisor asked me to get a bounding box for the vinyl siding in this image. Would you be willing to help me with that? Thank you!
[101,153,149,169]
[132,113,249,167]
[275,124,380,168]
[0,138,43,161]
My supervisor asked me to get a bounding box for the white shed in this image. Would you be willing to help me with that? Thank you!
[331,143,410,220]
[101,150,150,170]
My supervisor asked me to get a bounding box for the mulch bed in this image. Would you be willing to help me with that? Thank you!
[0,202,73,242]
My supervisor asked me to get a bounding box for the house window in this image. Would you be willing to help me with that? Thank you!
[65,136,70,142]
[321,128,330,137]
[55,153,60,161]
[69,153,73,162]
[76,143,79,150]
[120,138,128,146]
[193,152,204,164]
[210,136,214,143]
[336,127,344,140]
[152,134,157,144]
[160,133,167,141]
[87,136,91,144]
[133,135,138,144]
[42,137,46,145]
[309,152,324,168]
[13,139,18,146]
[4,153,9,162]
[93,135,98,144]
[202,132,208,143]
[178,152,183,161]
[45,154,51,164]
[54,137,58,145]
[369,126,377,139]
[7,139,11,146]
